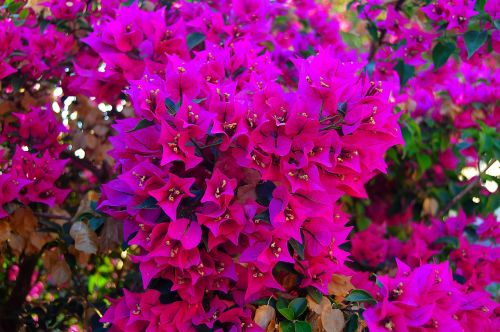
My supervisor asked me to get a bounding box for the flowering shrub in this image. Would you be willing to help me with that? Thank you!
[0,0,498,331]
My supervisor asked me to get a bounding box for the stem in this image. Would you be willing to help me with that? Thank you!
[0,255,39,331]
[60,150,109,183]
[436,159,496,219]
[34,212,72,220]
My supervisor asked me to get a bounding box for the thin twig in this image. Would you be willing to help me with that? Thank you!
[436,159,496,219]
[34,212,72,220]
[60,150,108,182]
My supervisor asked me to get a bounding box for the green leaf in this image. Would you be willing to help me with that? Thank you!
[464,30,488,58]
[126,119,155,132]
[134,196,158,209]
[289,297,307,318]
[280,321,295,332]
[40,20,50,33]
[495,19,500,30]
[164,97,181,115]
[345,289,376,303]
[432,41,456,69]
[187,32,206,50]
[78,212,95,221]
[306,286,323,304]
[192,98,206,104]
[252,210,269,224]
[89,217,105,231]
[394,60,415,88]
[278,307,295,321]
[416,153,432,173]
[346,314,359,332]
[289,238,304,260]
[276,297,288,310]
[19,8,29,19]
[434,236,459,249]
[7,1,23,13]
[474,0,486,12]
[294,321,312,332]
[231,66,246,80]
[366,22,378,41]
[341,31,362,48]
[365,61,376,78]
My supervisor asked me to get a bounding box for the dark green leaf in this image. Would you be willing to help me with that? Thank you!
[278,307,295,321]
[126,119,155,132]
[288,298,307,318]
[367,22,378,41]
[187,32,206,50]
[433,236,459,249]
[416,154,432,173]
[232,66,246,79]
[289,238,304,260]
[432,41,456,69]
[89,217,105,231]
[40,20,50,33]
[474,0,486,12]
[464,30,488,58]
[394,60,415,88]
[276,297,288,310]
[365,61,375,78]
[346,314,359,332]
[345,289,376,303]
[256,181,276,205]
[78,212,95,221]
[495,19,500,30]
[8,1,23,13]
[165,98,180,115]
[294,321,312,332]
[192,98,206,104]
[254,210,270,224]
[280,321,295,332]
[135,196,158,209]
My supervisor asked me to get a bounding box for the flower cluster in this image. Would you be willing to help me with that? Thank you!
[0,17,75,82]
[364,260,499,332]
[0,105,69,218]
[91,1,403,330]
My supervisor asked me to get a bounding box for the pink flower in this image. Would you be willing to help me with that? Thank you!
[101,289,161,331]
[149,174,195,221]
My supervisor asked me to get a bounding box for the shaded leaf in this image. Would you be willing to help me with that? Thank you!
[280,321,294,332]
[289,298,307,318]
[135,196,158,209]
[433,236,459,249]
[187,32,206,50]
[394,60,415,87]
[345,289,376,303]
[464,30,488,58]
[278,307,295,321]
[289,238,305,260]
[432,41,456,69]
[345,314,359,332]
[126,119,155,132]
[294,321,312,332]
